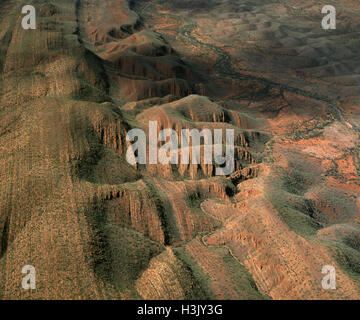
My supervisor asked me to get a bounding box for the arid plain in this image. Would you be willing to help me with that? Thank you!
[0,0,360,299]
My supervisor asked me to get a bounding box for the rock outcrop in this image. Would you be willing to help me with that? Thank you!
[0,0,359,300]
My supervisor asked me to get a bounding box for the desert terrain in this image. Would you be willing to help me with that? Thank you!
[0,0,359,299]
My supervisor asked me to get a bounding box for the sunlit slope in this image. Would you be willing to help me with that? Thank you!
[0,0,264,299]
[0,0,359,300]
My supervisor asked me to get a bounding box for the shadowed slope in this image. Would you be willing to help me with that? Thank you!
[0,0,359,300]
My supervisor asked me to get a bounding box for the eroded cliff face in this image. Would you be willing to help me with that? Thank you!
[0,0,359,299]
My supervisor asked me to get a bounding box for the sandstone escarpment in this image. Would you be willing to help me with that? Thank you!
[76,0,198,102]
[1,0,360,300]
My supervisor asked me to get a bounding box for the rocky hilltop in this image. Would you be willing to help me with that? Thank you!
[0,0,359,299]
